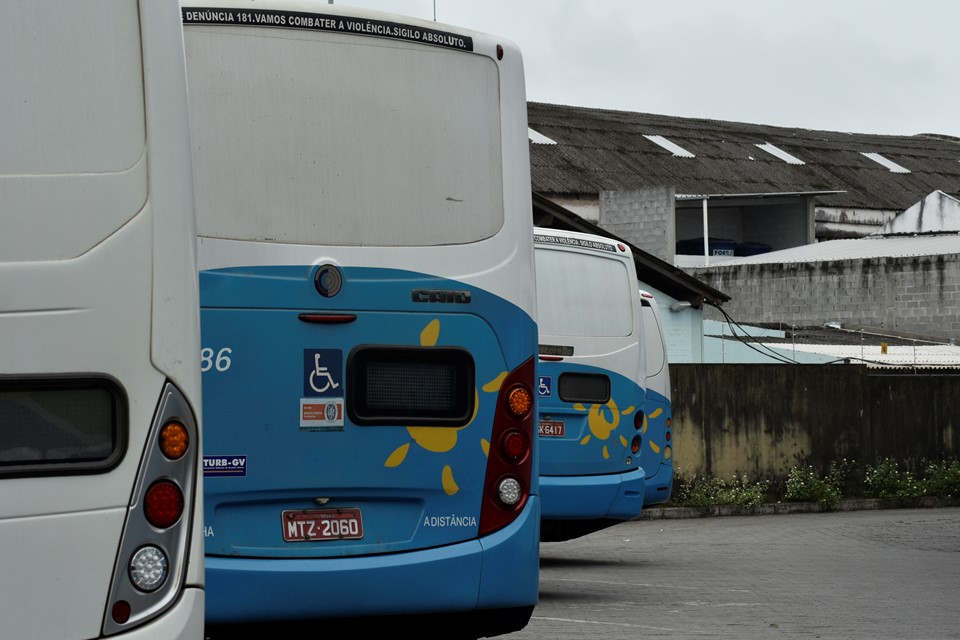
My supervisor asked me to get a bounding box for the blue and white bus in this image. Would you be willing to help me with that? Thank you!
[1,1,204,637]
[182,1,539,635]
[533,227,646,542]
[639,289,674,506]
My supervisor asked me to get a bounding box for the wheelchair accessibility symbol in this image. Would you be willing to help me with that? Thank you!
[538,376,552,397]
[303,349,342,397]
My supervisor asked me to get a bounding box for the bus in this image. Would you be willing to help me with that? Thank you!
[0,1,204,638]
[639,289,674,506]
[533,227,646,542]
[181,1,539,636]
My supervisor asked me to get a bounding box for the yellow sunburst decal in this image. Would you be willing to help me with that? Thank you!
[574,398,634,460]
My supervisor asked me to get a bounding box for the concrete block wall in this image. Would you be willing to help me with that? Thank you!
[689,254,960,342]
[599,187,675,262]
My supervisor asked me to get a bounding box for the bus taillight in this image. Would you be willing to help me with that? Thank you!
[501,430,529,462]
[144,481,184,529]
[159,421,189,460]
[506,385,533,418]
[497,477,522,506]
[479,357,536,536]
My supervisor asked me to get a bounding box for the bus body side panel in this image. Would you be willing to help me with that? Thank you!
[537,361,645,520]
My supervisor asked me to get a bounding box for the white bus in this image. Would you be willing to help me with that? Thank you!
[639,289,674,505]
[533,227,647,541]
[183,1,539,636]
[0,1,204,638]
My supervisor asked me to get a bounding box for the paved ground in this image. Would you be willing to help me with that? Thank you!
[506,507,960,640]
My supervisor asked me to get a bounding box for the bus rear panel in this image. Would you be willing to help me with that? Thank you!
[534,228,646,542]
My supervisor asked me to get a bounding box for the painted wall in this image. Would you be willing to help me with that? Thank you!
[599,187,675,263]
[670,364,960,484]
[690,254,960,342]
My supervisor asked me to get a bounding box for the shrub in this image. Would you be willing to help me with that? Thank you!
[784,465,841,506]
[864,458,926,499]
[922,459,960,497]
[673,474,770,508]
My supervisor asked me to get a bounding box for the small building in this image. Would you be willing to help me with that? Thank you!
[527,101,960,266]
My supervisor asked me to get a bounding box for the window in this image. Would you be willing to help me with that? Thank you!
[0,378,125,476]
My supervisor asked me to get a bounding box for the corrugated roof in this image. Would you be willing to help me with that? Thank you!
[527,102,960,211]
[711,233,960,266]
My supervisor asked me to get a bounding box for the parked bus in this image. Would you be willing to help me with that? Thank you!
[182,2,539,635]
[533,227,646,542]
[639,289,674,505]
[0,1,204,637]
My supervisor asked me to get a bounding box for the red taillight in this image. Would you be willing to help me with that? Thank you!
[501,429,530,462]
[634,410,645,430]
[143,481,184,529]
[666,417,672,428]
[111,601,131,624]
[479,357,535,536]
[666,431,672,441]
[631,435,641,454]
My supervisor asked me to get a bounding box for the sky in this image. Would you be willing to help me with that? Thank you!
[333,0,960,139]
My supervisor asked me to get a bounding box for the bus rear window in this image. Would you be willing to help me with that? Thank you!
[347,347,474,426]
[558,373,610,404]
[0,378,125,476]
[535,248,635,338]
[187,29,503,247]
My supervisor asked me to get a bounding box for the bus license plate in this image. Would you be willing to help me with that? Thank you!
[539,420,565,437]
[282,508,364,542]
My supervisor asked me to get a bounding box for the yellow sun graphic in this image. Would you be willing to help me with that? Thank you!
[646,407,663,454]
[383,319,506,495]
[573,398,635,460]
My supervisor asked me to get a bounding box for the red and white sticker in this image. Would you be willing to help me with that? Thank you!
[300,397,344,431]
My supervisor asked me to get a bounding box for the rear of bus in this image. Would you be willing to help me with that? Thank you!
[0,1,204,638]
[534,228,646,542]
[182,2,539,635]
[639,290,674,505]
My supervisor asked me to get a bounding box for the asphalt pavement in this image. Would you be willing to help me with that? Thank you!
[507,505,960,640]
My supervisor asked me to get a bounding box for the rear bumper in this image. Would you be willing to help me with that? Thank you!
[644,463,674,506]
[205,498,539,623]
[540,467,645,521]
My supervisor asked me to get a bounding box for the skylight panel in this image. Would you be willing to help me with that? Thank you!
[861,152,910,173]
[755,142,805,165]
[528,127,557,145]
[643,134,695,158]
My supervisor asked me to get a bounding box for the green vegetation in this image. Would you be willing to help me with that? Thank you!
[669,457,960,508]
[672,474,770,508]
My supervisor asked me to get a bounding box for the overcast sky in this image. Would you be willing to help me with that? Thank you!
[335,0,960,139]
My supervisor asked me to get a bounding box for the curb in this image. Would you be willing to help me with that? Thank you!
[637,496,960,520]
